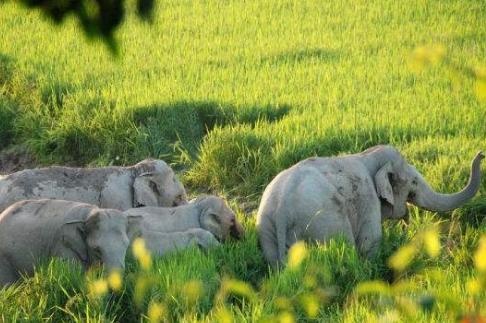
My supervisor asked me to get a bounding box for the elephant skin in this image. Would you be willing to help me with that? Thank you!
[142,228,221,257]
[256,145,484,268]
[0,199,143,288]
[124,195,246,241]
[0,159,188,213]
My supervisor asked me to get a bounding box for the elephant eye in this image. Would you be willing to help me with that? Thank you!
[149,181,160,195]
[212,214,221,224]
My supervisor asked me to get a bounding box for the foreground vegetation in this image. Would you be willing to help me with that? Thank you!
[1,0,486,321]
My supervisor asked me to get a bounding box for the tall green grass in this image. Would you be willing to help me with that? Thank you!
[1,0,486,321]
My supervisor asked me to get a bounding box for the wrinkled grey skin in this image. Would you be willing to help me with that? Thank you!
[142,228,221,257]
[0,159,188,213]
[256,146,484,268]
[0,199,143,288]
[124,195,246,241]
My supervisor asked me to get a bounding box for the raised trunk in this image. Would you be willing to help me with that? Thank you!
[412,152,484,212]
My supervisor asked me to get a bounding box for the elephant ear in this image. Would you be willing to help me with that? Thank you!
[61,220,88,263]
[127,215,144,242]
[375,162,395,207]
[200,207,223,240]
[133,172,161,207]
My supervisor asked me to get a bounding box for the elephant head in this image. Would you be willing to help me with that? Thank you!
[62,209,143,272]
[370,147,484,220]
[196,196,246,240]
[133,159,188,208]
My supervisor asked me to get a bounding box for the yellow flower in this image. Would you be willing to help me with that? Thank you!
[287,242,308,270]
[108,270,123,292]
[132,237,152,269]
[132,237,147,258]
[183,280,203,303]
[278,311,295,323]
[147,302,166,323]
[215,307,234,323]
[423,228,440,258]
[216,279,256,303]
[138,252,152,269]
[475,80,486,100]
[388,244,416,271]
[466,278,482,295]
[89,279,108,297]
[300,294,319,318]
[474,236,486,272]
[274,297,292,310]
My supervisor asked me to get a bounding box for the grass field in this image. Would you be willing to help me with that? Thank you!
[1,0,486,321]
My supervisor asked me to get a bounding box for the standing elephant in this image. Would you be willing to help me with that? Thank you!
[257,145,484,267]
[0,199,143,288]
[0,159,188,213]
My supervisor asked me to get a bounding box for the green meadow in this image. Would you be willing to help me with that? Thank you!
[1,0,486,321]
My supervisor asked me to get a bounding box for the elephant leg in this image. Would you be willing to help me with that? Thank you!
[355,211,382,258]
[258,229,280,269]
[0,255,19,289]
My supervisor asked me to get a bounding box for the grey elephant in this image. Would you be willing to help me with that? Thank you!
[124,195,246,242]
[142,228,221,257]
[0,199,143,288]
[256,145,484,267]
[0,159,188,213]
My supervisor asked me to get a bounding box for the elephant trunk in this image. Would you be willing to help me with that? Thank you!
[412,152,484,212]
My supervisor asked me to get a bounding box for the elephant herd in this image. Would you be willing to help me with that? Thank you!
[0,146,483,288]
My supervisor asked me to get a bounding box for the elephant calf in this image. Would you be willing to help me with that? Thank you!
[0,159,188,213]
[257,145,484,267]
[142,228,221,257]
[124,195,246,246]
[0,199,143,288]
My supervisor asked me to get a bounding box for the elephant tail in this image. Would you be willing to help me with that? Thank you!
[276,218,287,267]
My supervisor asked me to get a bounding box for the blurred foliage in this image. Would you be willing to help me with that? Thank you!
[3,0,155,54]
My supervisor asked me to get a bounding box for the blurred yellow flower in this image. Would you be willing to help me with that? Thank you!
[274,297,292,310]
[288,241,308,270]
[132,237,152,269]
[132,237,148,257]
[217,279,256,303]
[139,253,152,269]
[303,273,316,288]
[107,270,123,292]
[410,44,446,73]
[148,302,166,323]
[183,280,203,303]
[474,236,486,272]
[466,278,482,295]
[89,279,108,297]
[215,307,234,323]
[356,280,390,295]
[388,244,416,271]
[475,80,486,100]
[278,311,295,323]
[423,228,440,258]
[300,294,319,318]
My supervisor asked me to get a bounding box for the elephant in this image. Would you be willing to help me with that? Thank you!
[0,159,188,213]
[256,145,484,268]
[0,199,143,288]
[142,228,221,257]
[124,195,246,241]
